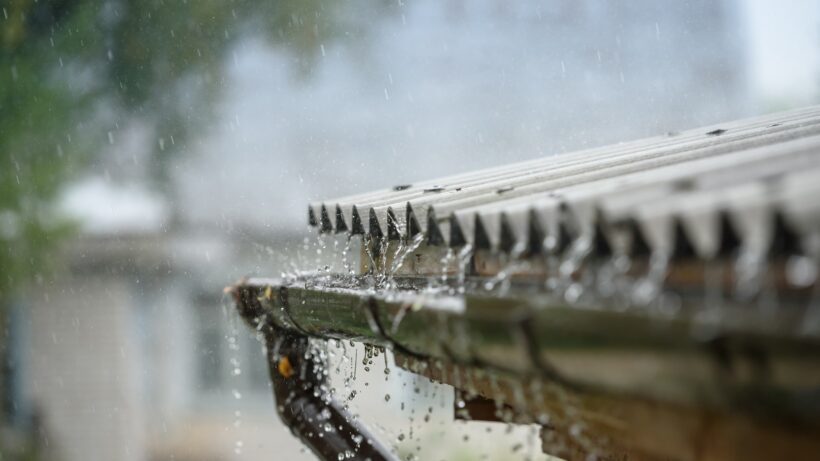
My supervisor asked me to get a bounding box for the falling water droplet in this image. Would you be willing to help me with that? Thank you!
[786,255,817,287]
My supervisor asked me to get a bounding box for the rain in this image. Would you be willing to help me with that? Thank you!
[2,1,820,461]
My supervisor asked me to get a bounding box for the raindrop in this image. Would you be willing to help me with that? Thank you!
[564,283,583,304]
[786,255,817,287]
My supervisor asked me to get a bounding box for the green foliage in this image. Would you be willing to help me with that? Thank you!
[0,0,391,299]
[1,0,87,298]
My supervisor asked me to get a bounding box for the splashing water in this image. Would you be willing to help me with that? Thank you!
[631,251,670,309]
[221,292,244,455]
[456,244,474,294]
[484,243,528,293]
[440,247,456,289]
[390,233,425,276]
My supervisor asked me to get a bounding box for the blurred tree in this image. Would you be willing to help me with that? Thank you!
[0,0,391,451]
[0,0,390,301]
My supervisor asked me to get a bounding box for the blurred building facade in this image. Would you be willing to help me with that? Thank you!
[8,1,767,460]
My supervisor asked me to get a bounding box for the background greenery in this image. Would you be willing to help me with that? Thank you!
[0,0,393,300]
[0,0,391,456]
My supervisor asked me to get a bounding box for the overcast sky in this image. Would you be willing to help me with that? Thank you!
[745,0,820,105]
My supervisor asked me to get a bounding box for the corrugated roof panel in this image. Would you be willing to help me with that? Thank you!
[309,106,820,264]
[312,106,820,233]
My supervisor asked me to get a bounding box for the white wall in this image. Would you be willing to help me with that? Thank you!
[26,274,147,461]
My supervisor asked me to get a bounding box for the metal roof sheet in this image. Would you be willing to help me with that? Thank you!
[310,106,820,263]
